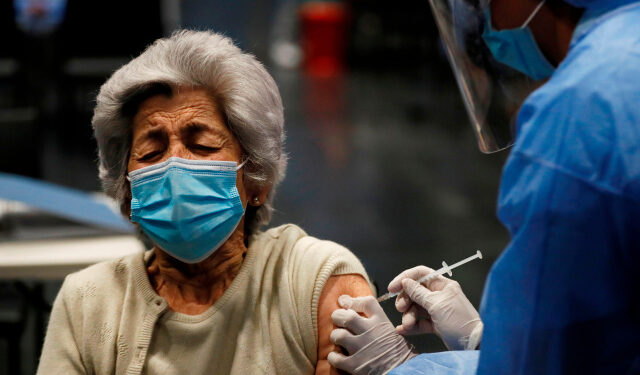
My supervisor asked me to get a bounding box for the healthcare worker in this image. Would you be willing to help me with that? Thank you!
[328,0,640,373]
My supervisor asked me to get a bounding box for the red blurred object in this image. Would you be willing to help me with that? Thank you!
[299,1,349,77]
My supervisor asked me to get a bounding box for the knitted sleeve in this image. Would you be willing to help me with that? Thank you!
[289,235,374,362]
[37,277,87,374]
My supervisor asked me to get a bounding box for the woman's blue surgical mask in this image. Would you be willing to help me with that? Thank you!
[128,157,247,264]
[482,0,555,80]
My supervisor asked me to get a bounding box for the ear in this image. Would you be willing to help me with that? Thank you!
[248,185,271,207]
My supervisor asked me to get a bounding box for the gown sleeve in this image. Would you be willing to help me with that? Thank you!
[477,151,640,374]
[389,351,479,375]
[476,14,640,371]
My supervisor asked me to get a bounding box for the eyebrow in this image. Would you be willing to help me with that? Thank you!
[181,122,229,140]
[136,128,167,144]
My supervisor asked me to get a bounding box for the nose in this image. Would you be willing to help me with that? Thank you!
[164,143,190,161]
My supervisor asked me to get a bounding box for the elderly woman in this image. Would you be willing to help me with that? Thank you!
[37,30,375,375]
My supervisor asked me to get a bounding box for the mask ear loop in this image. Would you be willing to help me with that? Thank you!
[521,0,546,29]
[236,158,249,171]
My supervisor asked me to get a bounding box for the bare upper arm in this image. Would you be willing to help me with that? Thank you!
[315,274,373,375]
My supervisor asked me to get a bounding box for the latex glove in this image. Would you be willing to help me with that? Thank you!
[328,295,417,375]
[388,266,483,351]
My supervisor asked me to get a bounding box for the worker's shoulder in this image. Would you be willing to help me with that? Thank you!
[543,4,640,96]
[579,3,640,59]
[560,4,640,98]
[513,11,640,199]
[61,251,144,303]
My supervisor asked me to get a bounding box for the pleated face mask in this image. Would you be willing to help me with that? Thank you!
[481,0,555,80]
[128,157,246,263]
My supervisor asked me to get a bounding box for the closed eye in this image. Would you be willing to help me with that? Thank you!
[191,144,220,153]
[139,150,163,161]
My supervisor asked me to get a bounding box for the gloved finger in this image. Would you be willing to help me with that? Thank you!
[388,266,436,293]
[330,328,360,355]
[331,308,371,335]
[442,278,462,293]
[401,304,419,332]
[396,318,434,336]
[396,275,447,312]
[401,305,430,331]
[338,295,383,318]
[402,278,433,310]
[395,291,412,313]
[415,305,431,319]
[327,352,354,373]
[422,274,452,291]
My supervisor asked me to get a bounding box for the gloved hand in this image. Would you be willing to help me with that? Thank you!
[328,295,417,375]
[388,266,483,351]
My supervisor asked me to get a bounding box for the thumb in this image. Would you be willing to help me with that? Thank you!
[402,278,433,310]
[339,295,382,318]
[327,352,351,372]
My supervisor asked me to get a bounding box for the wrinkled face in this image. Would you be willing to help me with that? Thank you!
[127,86,256,207]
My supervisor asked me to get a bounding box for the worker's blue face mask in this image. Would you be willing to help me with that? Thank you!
[128,157,246,264]
[481,0,555,80]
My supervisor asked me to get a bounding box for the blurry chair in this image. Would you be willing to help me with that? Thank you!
[0,108,40,178]
[0,282,29,375]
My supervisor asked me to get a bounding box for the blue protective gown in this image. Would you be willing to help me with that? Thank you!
[392,1,640,374]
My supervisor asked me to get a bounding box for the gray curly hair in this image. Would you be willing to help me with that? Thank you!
[92,30,287,236]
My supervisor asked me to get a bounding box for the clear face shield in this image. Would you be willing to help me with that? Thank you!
[429,0,547,153]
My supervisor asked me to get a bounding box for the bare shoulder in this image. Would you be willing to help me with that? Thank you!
[316,274,373,375]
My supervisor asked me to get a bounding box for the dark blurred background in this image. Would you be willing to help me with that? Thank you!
[0,0,509,373]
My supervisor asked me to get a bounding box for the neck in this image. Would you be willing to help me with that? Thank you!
[530,1,584,66]
[147,228,248,315]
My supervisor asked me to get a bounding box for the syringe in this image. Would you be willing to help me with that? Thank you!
[377,250,483,302]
